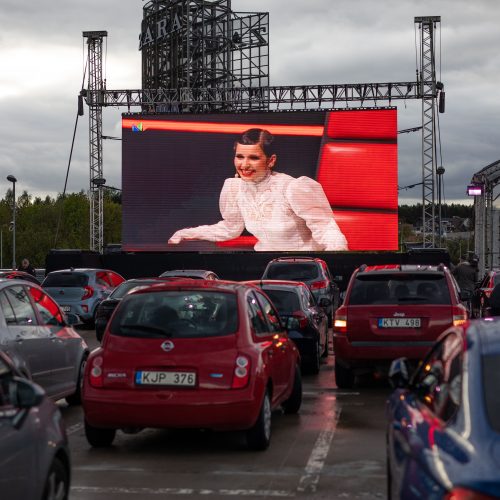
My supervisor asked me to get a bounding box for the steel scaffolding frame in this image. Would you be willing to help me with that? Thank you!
[416,16,440,248]
[83,31,107,253]
[82,14,441,252]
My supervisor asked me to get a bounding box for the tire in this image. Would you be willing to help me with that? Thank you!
[321,330,329,358]
[42,457,69,500]
[282,365,302,414]
[305,339,321,374]
[65,356,87,406]
[85,420,116,447]
[335,362,355,389]
[246,390,272,451]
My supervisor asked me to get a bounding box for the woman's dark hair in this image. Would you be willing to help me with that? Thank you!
[234,128,275,157]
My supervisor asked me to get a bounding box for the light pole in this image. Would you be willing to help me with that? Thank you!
[6,175,17,269]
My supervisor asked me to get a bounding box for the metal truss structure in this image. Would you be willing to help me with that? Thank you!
[82,10,441,252]
[415,16,441,248]
[83,31,107,253]
[472,160,500,275]
[140,0,269,108]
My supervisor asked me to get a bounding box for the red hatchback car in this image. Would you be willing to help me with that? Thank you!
[82,280,302,450]
[333,264,469,388]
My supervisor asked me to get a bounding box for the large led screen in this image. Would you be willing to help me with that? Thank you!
[121,109,398,252]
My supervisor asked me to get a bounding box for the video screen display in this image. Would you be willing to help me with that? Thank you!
[121,109,398,252]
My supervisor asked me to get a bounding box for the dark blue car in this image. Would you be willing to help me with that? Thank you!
[386,319,500,499]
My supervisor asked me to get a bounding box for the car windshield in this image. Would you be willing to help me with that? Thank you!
[109,290,238,338]
[43,272,89,287]
[482,354,500,434]
[266,263,319,281]
[348,273,451,305]
[262,289,300,315]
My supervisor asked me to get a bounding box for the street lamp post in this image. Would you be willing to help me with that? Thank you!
[6,175,17,269]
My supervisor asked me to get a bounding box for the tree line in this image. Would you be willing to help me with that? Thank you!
[0,189,121,269]
[0,190,473,270]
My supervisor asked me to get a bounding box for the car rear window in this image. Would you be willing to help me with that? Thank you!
[348,273,451,305]
[265,263,319,281]
[482,354,500,433]
[109,290,238,338]
[110,281,157,299]
[262,289,300,315]
[42,272,89,287]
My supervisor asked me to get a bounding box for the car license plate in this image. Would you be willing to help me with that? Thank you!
[135,371,196,387]
[378,317,421,328]
[61,306,71,312]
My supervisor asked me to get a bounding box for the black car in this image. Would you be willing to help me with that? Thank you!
[95,277,184,341]
[261,256,340,327]
[245,279,330,374]
[471,269,500,318]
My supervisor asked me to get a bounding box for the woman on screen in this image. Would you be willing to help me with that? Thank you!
[168,128,348,251]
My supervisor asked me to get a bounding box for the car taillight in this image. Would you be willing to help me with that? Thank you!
[334,306,347,333]
[310,280,328,290]
[89,356,104,387]
[292,311,308,329]
[452,305,468,326]
[484,289,493,298]
[445,487,498,500]
[82,285,94,300]
[231,355,251,389]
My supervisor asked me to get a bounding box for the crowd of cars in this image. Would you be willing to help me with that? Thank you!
[1,257,500,498]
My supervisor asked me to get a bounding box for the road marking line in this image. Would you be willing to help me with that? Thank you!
[297,402,341,494]
[71,486,295,497]
[66,423,83,435]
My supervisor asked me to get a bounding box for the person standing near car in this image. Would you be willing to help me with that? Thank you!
[17,258,36,277]
[452,254,479,293]
[168,128,349,251]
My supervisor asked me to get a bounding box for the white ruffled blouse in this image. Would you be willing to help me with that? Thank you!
[171,172,349,251]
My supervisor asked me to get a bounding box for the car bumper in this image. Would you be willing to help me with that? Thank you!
[83,386,264,431]
[288,333,317,362]
[333,334,434,367]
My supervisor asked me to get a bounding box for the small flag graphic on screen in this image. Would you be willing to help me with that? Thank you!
[132,123,143,132]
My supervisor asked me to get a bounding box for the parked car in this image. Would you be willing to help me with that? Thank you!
[244,279,329,374]
[95,277,185,342]
[333,264,470,388]
[159,269,220,280]
[0,278,89,404]
[386,319,500,499]
[42,268,125,325]
[261,256,340,326]
[471,268,500,318]
[0,270,40,285]
[83,280,302,450]
[0,351,71,500]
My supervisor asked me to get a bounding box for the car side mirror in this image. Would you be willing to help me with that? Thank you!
[13,377,45,409]
[318,297,332,307]
[64,312,82,326]
[281,316,300,330]
[388,357,411,389]
[460,289,473,301]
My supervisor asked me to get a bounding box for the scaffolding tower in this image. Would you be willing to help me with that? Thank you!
[83,30,107,253]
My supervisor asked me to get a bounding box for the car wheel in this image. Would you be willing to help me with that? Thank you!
[85,420,116,447]
[42,457,69,500]
[305,339,320,374]
[335,362,355,389]
[246,390,272,451]
[282,365,302,415]
[321,330,329,358]
[65,356,87,406]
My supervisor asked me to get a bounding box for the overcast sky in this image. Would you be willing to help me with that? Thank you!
[1,0,499,205]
